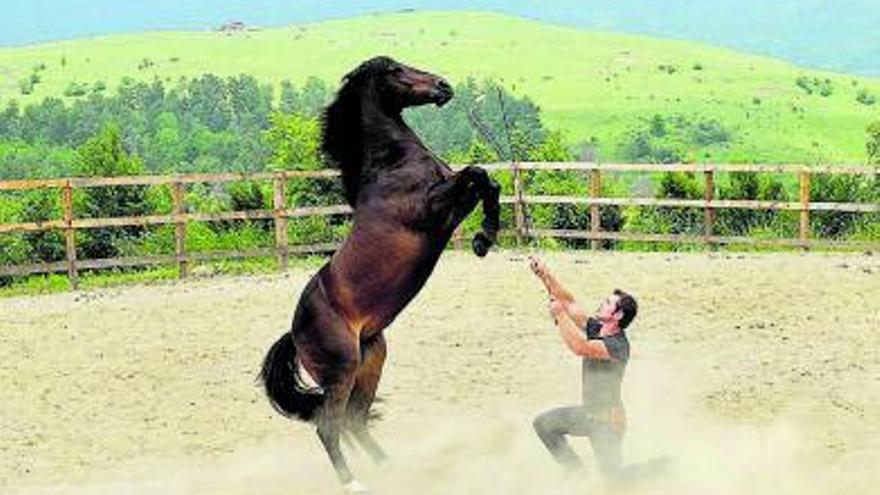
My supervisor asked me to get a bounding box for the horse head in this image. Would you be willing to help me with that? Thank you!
[341,56,453,111]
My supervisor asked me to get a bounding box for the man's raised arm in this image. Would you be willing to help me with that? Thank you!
[530,256,589,328]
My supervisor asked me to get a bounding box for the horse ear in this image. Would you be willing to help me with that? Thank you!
[342,56,397,83]
[342,63,367,83]
[341,68,359,83]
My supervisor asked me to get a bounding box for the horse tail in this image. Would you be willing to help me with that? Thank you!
[259,332,324,422]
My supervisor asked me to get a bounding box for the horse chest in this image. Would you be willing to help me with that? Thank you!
[326,228,440,332]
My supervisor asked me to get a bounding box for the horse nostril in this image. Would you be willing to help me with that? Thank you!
[433,80,453,105]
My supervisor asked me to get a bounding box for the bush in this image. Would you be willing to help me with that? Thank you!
[691,119,732,146]
[795,76,812,94]
[619,114,732,163]
[656,172,702,235]
[856,89,876,106]
[796,76,833,97]
[63,82,89,97]
[288,216,342,245]
[649,114,667,138]
[21,190,65,262]
[809,174,879,239]
[716,172,789,236]
[868,121,880,164]
[19,78,33,95]
[621,172,703,250]
[225,181,272,231]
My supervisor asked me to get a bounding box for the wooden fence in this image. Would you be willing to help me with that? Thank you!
[0,162,877,289]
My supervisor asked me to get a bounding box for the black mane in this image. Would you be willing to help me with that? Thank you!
[321,57,408,206]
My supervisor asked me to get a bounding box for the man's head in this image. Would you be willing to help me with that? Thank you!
[596,289,638,330]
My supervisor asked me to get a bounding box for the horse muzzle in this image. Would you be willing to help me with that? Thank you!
[431,80,454,107]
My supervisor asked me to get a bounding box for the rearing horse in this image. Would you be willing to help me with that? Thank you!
[259,56,500,493]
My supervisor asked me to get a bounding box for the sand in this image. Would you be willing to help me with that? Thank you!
[1,250,878,495]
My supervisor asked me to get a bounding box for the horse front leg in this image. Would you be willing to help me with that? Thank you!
[428,166,501,257]
[470,166,500,257]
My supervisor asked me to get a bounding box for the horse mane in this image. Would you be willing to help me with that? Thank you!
[321,57,399,206]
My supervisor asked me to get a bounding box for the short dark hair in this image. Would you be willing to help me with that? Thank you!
[613,289,638,330]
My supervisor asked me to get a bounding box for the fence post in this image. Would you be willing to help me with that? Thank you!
[590,166,602,250]
[703,169,715,249]
[274,174,289,271]
[512,162,525,245]
[172,181,188,278]
[799,169,811,250]
[62,180,78,290]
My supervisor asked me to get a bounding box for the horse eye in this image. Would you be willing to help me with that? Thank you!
[389,66,404,75]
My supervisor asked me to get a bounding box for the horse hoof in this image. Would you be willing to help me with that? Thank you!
[343,479,372,494]
[472,233,491,257]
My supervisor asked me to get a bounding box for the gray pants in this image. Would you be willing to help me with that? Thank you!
[533,405,624,478]
[533,405,668,487]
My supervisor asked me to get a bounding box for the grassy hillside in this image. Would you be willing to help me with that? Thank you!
[1,11,878,163]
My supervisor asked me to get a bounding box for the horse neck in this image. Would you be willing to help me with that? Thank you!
[360,100,422,167]
[324,90,425,205]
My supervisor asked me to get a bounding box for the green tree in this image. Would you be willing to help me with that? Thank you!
[74,124,150,259]
[226,74,273,131]
[405,78,548,161]
[183,74,232,131]
[264,112,343,206]
[264,112,321,170]
[868,121,880,164]
[528,130,574,162]
[447,139,498,165]
[279,80,301,114]
[300,77,331,117]
[0,101,21,138]
[20,97,69,144]
[145,112,185,172]
[0,140,76,179]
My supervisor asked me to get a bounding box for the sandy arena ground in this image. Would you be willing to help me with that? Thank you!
[1,251,878,495]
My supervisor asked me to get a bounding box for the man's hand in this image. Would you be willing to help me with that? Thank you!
[531,255,587,328]
[529,255,549,280]
[548,298,566,322]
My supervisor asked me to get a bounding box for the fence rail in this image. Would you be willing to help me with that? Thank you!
[1,162,877,289]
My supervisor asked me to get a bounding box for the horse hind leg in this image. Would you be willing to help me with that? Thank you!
[292,282,364,490]
[346,333,388,463]
[315,377,360,489]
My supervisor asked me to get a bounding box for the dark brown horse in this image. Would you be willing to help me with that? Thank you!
[259,56,500,493]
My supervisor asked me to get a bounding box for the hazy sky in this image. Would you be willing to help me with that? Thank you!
[3,1,877,75]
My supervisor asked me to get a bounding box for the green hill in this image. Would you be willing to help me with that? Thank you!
[1,11,878,163]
